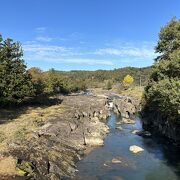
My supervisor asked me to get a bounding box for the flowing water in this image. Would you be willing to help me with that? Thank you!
[75,112,180,180]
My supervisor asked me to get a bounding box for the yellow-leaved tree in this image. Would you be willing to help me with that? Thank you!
[123,75,134,88]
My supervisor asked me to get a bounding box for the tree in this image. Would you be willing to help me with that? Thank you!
[122,75,134,88]
[0,35,34,105]
[44,69,64,94]
[28,67,45,95]
[143,18,180,124]
[155,17,180,61]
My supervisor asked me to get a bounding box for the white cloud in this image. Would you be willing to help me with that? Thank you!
[37,57,113,65]
[23,38,156,69]
[23,43,113,66]
[23,44,68,53]
[95,43,157,59]
[36,36,53,42]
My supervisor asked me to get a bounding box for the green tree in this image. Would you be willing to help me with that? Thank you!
[143,18,180,124]
[155,17,180,61]
[0,35,33,105]
[28,67,45,95]
[44,69,64,94]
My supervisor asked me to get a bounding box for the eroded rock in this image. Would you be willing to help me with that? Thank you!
[7,95,110,179]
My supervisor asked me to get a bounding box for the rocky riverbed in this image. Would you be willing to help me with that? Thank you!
[0,90,140,180]
[0,94,110,180]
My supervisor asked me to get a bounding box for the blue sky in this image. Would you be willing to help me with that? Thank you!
[1,0,180,70]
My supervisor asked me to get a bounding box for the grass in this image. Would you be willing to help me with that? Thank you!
[0,97,65,152]
[0,131,6,143]
[119,86,145,100]
[0,96,65,176]
[0,156,17,175]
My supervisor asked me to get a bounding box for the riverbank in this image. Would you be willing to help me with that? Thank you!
[0,94,110,179]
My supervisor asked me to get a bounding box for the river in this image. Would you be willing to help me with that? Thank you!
[75,112,180,180]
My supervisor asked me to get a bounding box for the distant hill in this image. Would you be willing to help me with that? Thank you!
[51,66,153,88]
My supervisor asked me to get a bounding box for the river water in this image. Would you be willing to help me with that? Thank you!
[75,112,180,180]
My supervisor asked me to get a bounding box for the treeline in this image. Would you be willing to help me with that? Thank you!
[142,18,180,126]
[28,68,87,95]
[0,33,152,106]
[55,66,152,89]
[0,35,86,106]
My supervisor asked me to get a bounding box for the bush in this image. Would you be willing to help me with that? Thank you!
[28,67,45,95]
[144,78,180,122]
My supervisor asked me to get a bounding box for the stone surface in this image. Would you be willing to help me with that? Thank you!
[131,130,141,134]
[142,111,180,143]
[6,95,109,179]
[121,118,135,124]
[129,145,144,153]
[131,130,151,137]
[113,97,136,119]
[2,89,141,179]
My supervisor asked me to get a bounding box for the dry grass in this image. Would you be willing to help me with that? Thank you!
[0,97,65,176]
[0,103,65,152]
[0,156,17,175]
[119,86,145,100]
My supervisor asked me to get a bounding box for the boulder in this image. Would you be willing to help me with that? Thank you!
[131,130,151,137]
[131,130,141,134]
[129,145,144,153]
[121,118,135,124]
[113,98,136,118]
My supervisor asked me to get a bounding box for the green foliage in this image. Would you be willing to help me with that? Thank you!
[17,160,35,177]
[28,67,45,95]
[150,50,180,81]
[44,69,87,94]
[65,79,87,93]
[0,33,152,106]
[55,67,152,88]
[144,78,180,121]
[0,35,34,105]
[143,18,180,123]
[44,69,64,94]
[155,17,180,60]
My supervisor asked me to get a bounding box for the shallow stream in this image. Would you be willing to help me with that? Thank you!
[75,112,180,180]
